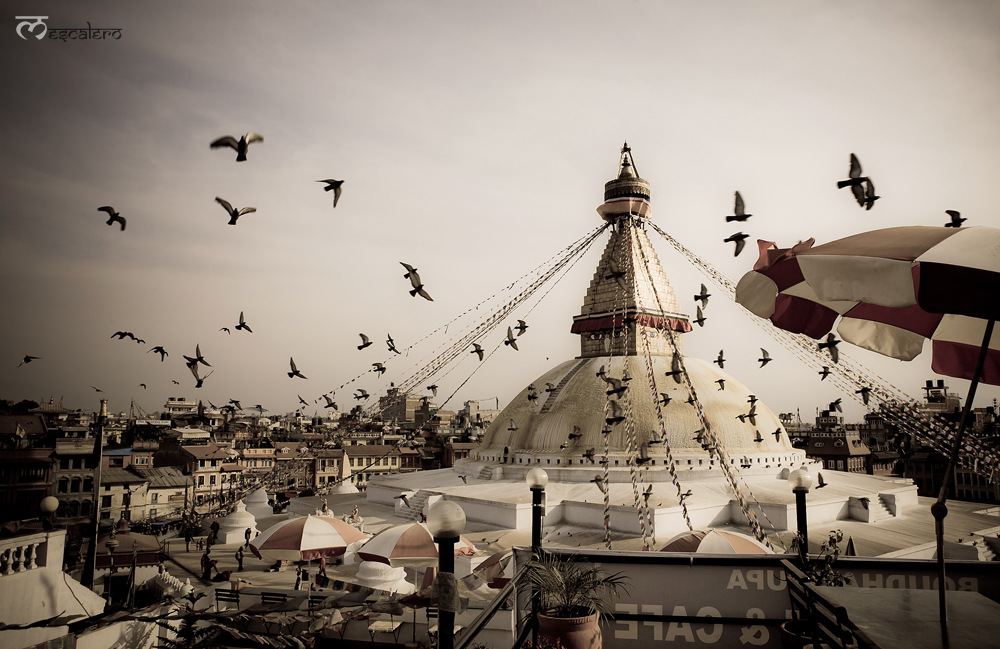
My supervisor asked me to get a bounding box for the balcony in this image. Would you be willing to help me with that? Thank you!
[0,530,53,576]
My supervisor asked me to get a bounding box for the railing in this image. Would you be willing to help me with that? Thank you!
[0,531,49,576]
[781,559,882,649]
[455,564,530,649]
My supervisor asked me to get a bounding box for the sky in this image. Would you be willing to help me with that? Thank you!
[2,1,999,424]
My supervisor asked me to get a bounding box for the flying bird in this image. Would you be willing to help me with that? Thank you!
[98,206,126,231]
[229,399,242,410]
[666,354,683,383]
[643,484,653,503]
[694,284,710,309]
[724,232,749,257]
[604,258,628,292]
[139,383,146,389]
[829,398,843,413]
[190,344,211,367]
[427,384,438,397]
[596,365,607,380]
[590,475,607,495]
[679,489,693,502]
[606,400,625,426]
[317,179,344,208]
[726,191,752,222]
[322,395,338,409]
[298,395,309,407]
[545,382,556,393]
[111,331,137,341]
[604,377,628,398]
[172,380,180,385]
[394,493,411,508]
[210,132,263,161]
[716,379,725,391]
[288,357,307,379]
[659,393,672,406]
[818,366,831,381]
[945,210,966,228]
[753,431,763,443]
[693,306,706,327]
[758,349,771,368]
[220,327,230,334]
[17,355,40,367]
[470,343,484,361]
[215,197,257,225]
[816,473,828,488]
[235,311,252,333]
[862,179,880,210]
[387,335,400,354]
[837,153,870,206]
[400,262,433,301]
[373,363,386,376]
[859,497,869,510]
[747,394,758,406]
[354,389,369,400]
[582,448,596,463]
[856,386,872,406]
[504,327,519,351]
[772,428,782,442]
[459,475,467,484]
[515,320,529,336]
[568,427,583,440]
[508,419,518,432]
[189,363,213,388]
[358,334,372,350]
[714,350,725,369]
[818,333,840,364]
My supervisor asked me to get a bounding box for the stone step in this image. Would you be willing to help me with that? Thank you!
[478,466,494,481]
[397,489,433,522]
[539,359,590,414]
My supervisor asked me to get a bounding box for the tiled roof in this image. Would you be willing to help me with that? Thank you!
[102,468,148,484]
[132,466,191,488]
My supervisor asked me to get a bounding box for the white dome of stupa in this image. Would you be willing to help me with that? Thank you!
[219,500,257,544]
[245,487,273,521]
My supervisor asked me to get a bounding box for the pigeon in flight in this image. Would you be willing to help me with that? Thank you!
[220,327,230,334]
[427,384,438,397]
[211,132,263,161]
[508,419,518,432]
[229,399,242,410]
[604,258,628,292]
[215,197,257,225]
[856,386,872,406]
[829,398,843,413]
[859,497,869,510]
[945,210,966,228]
[666,354,683,383]
[604,377,628,397]
[189,344,211,367]
[595,365,607,380]
[758,349,772,368]
[582,448,596,463]
[545,382,556,393]
[459,475,467,484]
[91,386,103,393]
[471,343,484,361]
[606,400,625,426]
[387,335,400,354]
[659,393,672,406]
[643,484,653,503]
[297,395,309,407]
[724,232,749,257]
[714,350,725,369]
[395,493,411,508]
[358,334,372,350]
[716,379,726,391]
[726,191,752,222]
[400,262,433,301]
[17,355,40,367]
[816,473,828,488]
[317,179,344,208]
[98,206,126,231]
[568,427,583,440]
[747,394,758,406]
[635,446,653,466]
[772,428,782,442]
[837,153,870,206]
[189,363,213,389]
[288,357,307,379]
[504,327,519,351]
[818,333,840,364]
[139,383,146,389]
[693,306,706,327]
[172,380,180,385]
[515,319,529,336]
[694,284,710,309]
[373,363,386,376]
[111,331,137,341]
[862,180,880,210]
[679,489,693,502]
[236,311,252,333]
[818,366,831,381]
[354,389,369,400]
[323,395,338,409]
[753,431,763,443]
[590,475,607,494]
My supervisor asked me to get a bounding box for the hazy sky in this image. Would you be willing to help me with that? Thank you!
[2,1,999,423]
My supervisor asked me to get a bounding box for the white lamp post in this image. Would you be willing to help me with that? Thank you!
[788,468,813,562]
[427,500,466,649]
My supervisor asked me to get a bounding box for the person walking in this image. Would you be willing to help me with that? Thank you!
[184,531,192,553]
[244,527,252,548]
[235,546,244,572]
[201,549,215,581]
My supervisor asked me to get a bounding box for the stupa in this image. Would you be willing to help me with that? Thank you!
[367,147,918,547]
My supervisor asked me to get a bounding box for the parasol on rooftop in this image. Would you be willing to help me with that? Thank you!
[659,529,772,554]
[357,522,476,567]
[735,224,1000,639]
[249,514,367,561]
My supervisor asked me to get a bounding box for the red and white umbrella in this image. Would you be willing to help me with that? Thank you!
[249,515,367,561]
[357,522,477,567]
[735,226,1000,382]
[659,529,772,554]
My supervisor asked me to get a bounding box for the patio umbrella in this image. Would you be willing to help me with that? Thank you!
[472,549,513,585]
[323,560,416,594]
[357,522,477,567]
[659,529,772,554]
[249,514,367,561]
[735,225,1000,637]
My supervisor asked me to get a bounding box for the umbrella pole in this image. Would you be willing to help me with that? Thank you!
[933,317,994,645]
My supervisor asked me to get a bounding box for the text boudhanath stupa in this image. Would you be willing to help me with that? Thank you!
[368,148,920,551]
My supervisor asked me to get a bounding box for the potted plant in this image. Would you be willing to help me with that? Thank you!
[524,552,630,649]
[781,530,853,648]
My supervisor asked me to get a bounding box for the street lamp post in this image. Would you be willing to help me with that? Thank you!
[788,468,813,564]
[427,500,466,649]
[526,468,548,551]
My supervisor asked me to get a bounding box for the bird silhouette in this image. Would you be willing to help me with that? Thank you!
[139,383,146,389]
[666,354,683,383]
[298,395,309,407]
[758,349,771,368]
[714,350,725,369]
[211,132,263,161]
[693,306,706,327]
[394,493,411,508]
[111,331,137,341]
[606,400,625,426]
[17,355,40,367]
[859,497,869,510]
[288,357,307,379]
[504,327,519,351]
[220,327,230,334]
[818,366,831,381]
[862,180,880,210]
[816,473,828,488]
[945,210,966,228]
[659,393,673,406]
[642,484,654,503]
[189,363,213,389]
[354,389,369,400]
[98,206,126,231]
[527,391,539,402]
[568,427,583,440]
[470,343,484,361]
[373,363,386,376]
[838,153,870,206]
[856,386,871,406]
[181,344,211,368]
[726,191,752,222]
[829,398,843,413]
[582,448,596,463]
[322,395,338,409]
[818,333,840,363]
[459,475,467,484]
[772,428,782,442]
[590,475,607,494]
[400,262,433,301]
[387,335,400,354]
[229,399,242,410]
[508,419,518,432]
[316,179,344,208]
[357,334,372,350]
[716,379,726,391]
[596,365,608,380]
[604,258,629,292]
[694,284,710,308]
[427,384,438,397]
[172,380,180,385]
[724,232,749,257]
[515,320,529,336]
[545,382,556,393]
[747,394,758,406]
[235,311,252,333]
[215,197,257,225]
[604,377,628,397]
[753,431,763,444]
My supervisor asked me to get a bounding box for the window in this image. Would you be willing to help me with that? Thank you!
[149,508,157,518]
[198,475,205,486]
[200,460,206,468]
[105,484,111,491]
[60,458,70,470]
[210,475,216,485]
[58,478,69,493]
[70,478,81,493]
[109,457,124,468]
[83,478,92,492]
[101,495,112,508]
[151,493,159,504]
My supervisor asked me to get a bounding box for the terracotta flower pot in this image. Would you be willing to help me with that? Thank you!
[779,620,816,649]
[538,612,601,649]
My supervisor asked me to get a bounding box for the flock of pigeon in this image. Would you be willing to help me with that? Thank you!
[722,153,967,257]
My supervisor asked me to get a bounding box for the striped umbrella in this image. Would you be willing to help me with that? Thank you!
[659,529,772,554]
[249,515,367,561]
[357,522,477,567]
